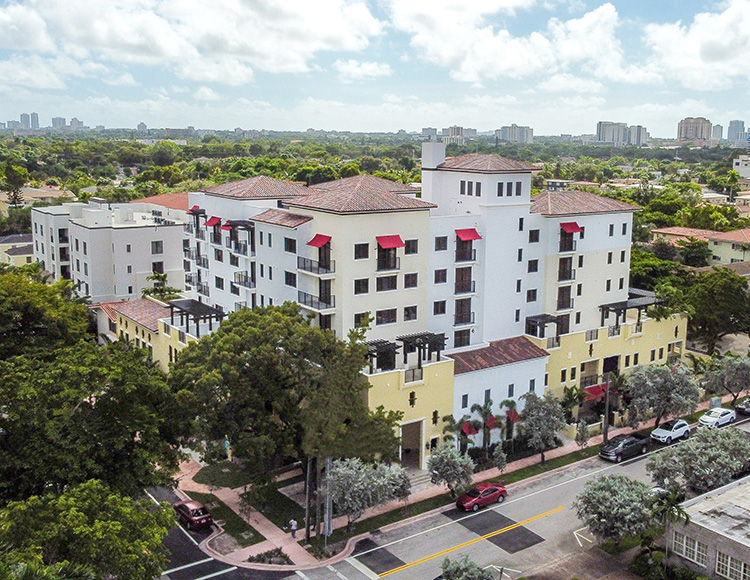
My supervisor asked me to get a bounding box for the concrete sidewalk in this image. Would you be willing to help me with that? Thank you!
[176,393,735,570]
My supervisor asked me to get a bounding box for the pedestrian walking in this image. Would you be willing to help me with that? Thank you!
[289,518,298,539]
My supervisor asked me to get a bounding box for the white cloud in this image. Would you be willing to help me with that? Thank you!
[193,86,220,101]
[333,59,392,83]
[544,73,605,93]
[103,72,138,87]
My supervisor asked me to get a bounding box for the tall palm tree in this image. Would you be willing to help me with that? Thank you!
[499,399,518,454]
[651,487,689,529]
[442,413,472,454]
[470,399,502,463]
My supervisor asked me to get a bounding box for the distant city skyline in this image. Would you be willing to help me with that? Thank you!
[1,1,749,137]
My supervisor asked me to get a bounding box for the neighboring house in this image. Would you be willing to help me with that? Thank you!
[0,187,75,216]
[666,476,750,580]
[0,233,33,266]
[651,226,715,245]
[651,226,750,264]
[733,154,750,179]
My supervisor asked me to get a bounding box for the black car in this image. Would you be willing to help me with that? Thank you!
[599,434,649,463]
[736,398,750,416]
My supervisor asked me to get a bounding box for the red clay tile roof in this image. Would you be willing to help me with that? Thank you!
[437,154,536,173]
[530,190,640,216]
[131,192,189,211]
[251,209,313,228]
[285,186,435,214]
[708,228,750,244]
[651,226,717,242]
[309,174,414,195]
[451,336,549,375]
[201,176,308,199]
[108,298,170,332]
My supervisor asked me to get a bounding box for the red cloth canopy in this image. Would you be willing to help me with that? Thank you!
[584,383,606,401]
[461,421,478,436]
[486,415,497,430]
[456,228,482,241]
[220,222,232,231]
[560,222,583,234]
[376,235,405,249]
[506,409,520,423]
[307,234,332,248]
[190,205,201,211]
[205,216,221,227]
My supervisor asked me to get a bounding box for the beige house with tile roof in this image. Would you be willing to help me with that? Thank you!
[652,225,750,264]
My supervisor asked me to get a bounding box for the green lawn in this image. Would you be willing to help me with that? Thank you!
[186,491,264,547]
[193,461,256,490]
[241,488,306,531]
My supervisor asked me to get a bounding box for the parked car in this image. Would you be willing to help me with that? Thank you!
[173,499,213,530]
[650,419,690,444]
[698,407,736,429]
[598,433,649,463]
[736,398,750,416]
[456,483,507,512]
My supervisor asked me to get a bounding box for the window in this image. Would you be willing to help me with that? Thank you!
[76,259,80,272]
[354,243,369,259]
[377,275,397,291]
[475,182,482,197]
[260,264,264,277]
[215,248,223,262]
[460,180,466,195]
[83,263,88,275]
[517,248,523,262]
[497,182,504,196]
[659,347,664,359]
[506,182,513,196]
[434,269,447,283]
[561,369,567,382]
[230,283,239,295]
[434,300,446,315]
[435,236,448,251]
[484,389,491,403]
[354,312,367,327]
[650,349,656,361]
[672,532,708,567]
[529,229,539,243]
[625,355,630,367]
[634,353,639,365]
[215,276,224,290]
[528,259,538,273]
[621,250,626,263]
[515,309,520,322]
[461,394,468,408]
[578,255,584,268]
[571,367,576,380]
[619,277,624,290]
[607,252,613,264]
[128,285,133,294]
[404,305,417,321]
[516,279,522,292]
[230,254,239,267]
[515,181,522,196]
[609,223,614,236]
[529,379,535,392]
[285,271,297,287]
[716,551,748,579]
[404,273,418,288]
[354,278,369,294]
[267,233,272,247]
[284,237,296,253]
[579,226,585,239]
[82,241,87,255]
[518,217,524,231]
[152,261,164,274]
[405,239,418,255]
[268,267,272,280]
[575,312,581,324]
[526,289,537,302]
[467,182,473,196]
[376,308,397,325]
[151,240,164,254]
[508,384,514,397]
[126,244,131,253]
[454,329,470,347]
[606,279,611,291]
[622,223,627,235]
[259,232,264,245]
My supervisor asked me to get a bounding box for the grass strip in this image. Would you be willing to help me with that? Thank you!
[242,488,306,531]
[193,461,255,490]
[186,491,264,547]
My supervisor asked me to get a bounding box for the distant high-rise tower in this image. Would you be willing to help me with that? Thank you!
[596,121,628,145]
[52,117,66,129]
[496,124,534,144]
[19,113,30,130]
[137,122,147,132]
[30,112,39,130]
[677,117,712,141]
[728,120,745,141]
[712,124,723,140]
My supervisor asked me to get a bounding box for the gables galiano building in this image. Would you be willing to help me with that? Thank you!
[93,143,686,470]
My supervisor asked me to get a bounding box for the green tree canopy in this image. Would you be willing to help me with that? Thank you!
[427,443,475,498]
[625,363,699,429]
[519,392,566,464]
[1,163,29,207]
[702,356,750,406]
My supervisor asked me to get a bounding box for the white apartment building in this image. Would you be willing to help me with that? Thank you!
[733,154,750,179]
[32,198,187,302]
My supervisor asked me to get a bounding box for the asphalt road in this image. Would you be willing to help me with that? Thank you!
[157,419,750,580]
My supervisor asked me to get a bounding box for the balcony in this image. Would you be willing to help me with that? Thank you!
[585,328,599,342]
[376,257,400,272]
[234,272,256,288]
[184,224,195,234]
[210,233,223,245]
[559,239,576,253]
[580,375,600,388]
[547,336,561,349]
[454,312,475,326]
[197,283,210,297]
[557,269,575,282]
[184,248,198,260]
[195,229,205,240]
[608,325,621,337]
[58,248,70,262]
[455,248,477,263]
[454,280,476,295]
[633,321,643,334]
[197,256,209,269]
[185,273,198,286]
[405,367,423,383]
[556,297,574,310]
[58,233,69,244]
[234,301,247,311]
[298,256,336,275]
[298,290,335,311]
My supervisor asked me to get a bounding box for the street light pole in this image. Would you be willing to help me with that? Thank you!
[603,373,611,444]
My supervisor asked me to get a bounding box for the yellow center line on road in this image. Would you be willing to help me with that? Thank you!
[377,505,566,578]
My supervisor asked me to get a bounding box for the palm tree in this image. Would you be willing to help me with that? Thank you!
[561,385,584,423]
[651,487,690,529]
[499,399,519,454]
[442,413,472,454]
[470,399,502,463]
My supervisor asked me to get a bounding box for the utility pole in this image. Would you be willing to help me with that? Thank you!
[603,373,612,444]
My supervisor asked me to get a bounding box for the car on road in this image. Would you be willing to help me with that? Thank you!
[456,482,507,512]
[698,407,736,429]
[650,419,690,443]
[736,398,750,416]
[598,433,649,463]
[173,499,213,530]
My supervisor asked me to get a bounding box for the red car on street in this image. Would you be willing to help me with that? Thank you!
[173,500,213,530]
[456,483,507,512]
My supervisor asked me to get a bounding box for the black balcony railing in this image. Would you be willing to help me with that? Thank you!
[376,257,400,271]
[455,248,477,262]
[197,283,210,296]
[197,256,209,269]
[454,280,476,295]
[557,268,575,281]
[298,290,335,310]
[454,311,475,326]
[580,375,600,388]
[557,297,574,310]
[234,272,256,288]
[585,329,599,342]
[608,325,621,337]
[298,256,336,274]
[559,239,576,253]
[195,229,205,240]
[234,301,247,311]
[184,224,195,234]
[185,273,198,286]
[405,367,424,383]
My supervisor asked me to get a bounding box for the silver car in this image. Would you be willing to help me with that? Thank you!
[650,419,690,443]
[698,407,736,429]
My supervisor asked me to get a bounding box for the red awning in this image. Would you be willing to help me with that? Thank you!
[376,235,405,249]
[190,205,200,211]
[486,415,497,430]
[461,421,478,436]
[456,228,482,241]
[220,222,232,231]
[506,409,520,423]
[205,216,221,227]
[560,222,583,234]
[307,234,331,248]
[584,384,606,401]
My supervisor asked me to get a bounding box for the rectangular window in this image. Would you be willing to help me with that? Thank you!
[460,180,466,195]
[404,273,418,288]
[578,255,584,268]
[579,226,585,239]
[634,352,639,365]
[518,217,524,231]
[517,248,523,262]
[230,254,239,267]
[621,250,626,263]
[435,236,448,251]
[484,389,491,403]
[267,233,272,247]
[475,182,482,197]
[126,244,131,253]
[575,312,581,324]
[230,283,239,295]
[284,237,296,253]
[83,241,87,255]
[434,269,447,283]
[354,312,367,327]
[529,379,535,392]
[515,309,520,322]
[376,308,397,325]
[607,252,613,264]
[497,182,503,197]
[506,182,513,196]
[354,278,369,294]
[561,369,567,382]
[151,240,164,254]
[716,551,747,579]
[128,285,133,294]
[529,229,539,243]
[625,355,630,367]
[619,277,624,290]
[622,223,627,235]
[461,394,468,408]
[606,279,611,291]
[127,265,132,273]
[507,384,514,397]
[83,262,88,275]
[659,347,664,359]
[285,271,297,287]
[215,248,223,261]
[404,305,417,321]
[215,276,224,290]
[571,367,577,380]
[526,289,537,302]
[259,232,264,245]
[528,259,538,273]
[376,275,397,291]
[516,279,522,292]
[434,300,446,315]
[260,264,264,278]
[454,329,470,347]
[651,349,656,361]
[467,181,473,196]
[152,261,164,274]
[354,243,369,259]
[672,531,708,567]
[268,267,272,280]
[404,239,418,254]
[515,181,522,196]
[609,223,614,236]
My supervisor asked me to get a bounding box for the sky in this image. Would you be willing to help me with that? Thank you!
[1,0,749,137]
